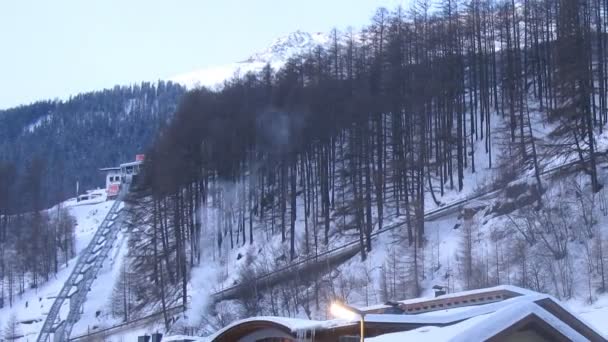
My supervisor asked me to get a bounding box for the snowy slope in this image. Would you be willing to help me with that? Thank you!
[170,31,329,89]
[167,102,608,340]
[8,28,608,342]
[0,191,114,341]
[30,105,608,342]
[70,229,129,336]
[1,32,338,333]
[175,177,608,341]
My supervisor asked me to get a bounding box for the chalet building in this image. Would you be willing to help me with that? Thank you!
[209,285,605,342]
[100,154,144,198]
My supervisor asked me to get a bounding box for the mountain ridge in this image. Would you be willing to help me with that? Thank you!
[170,30,330,89]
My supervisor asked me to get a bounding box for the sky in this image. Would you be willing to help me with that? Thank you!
[0,0,407,110]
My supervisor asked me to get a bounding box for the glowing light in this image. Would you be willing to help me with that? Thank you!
[330,302,359,320]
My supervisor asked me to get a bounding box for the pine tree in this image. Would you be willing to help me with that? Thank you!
[3,312,20,341]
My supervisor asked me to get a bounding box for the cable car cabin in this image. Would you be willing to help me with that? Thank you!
[100,155,144,199]
[119,160,143,185]
[99,167,122,199]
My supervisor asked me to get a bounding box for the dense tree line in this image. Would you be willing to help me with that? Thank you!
[452,176,608,302]
[0,158,76,309]
[0,81,184,211]
[127,0,608,319]
[0,81,183,310]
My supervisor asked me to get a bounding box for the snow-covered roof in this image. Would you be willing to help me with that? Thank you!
[120,160,143,168]
[363,294,547,325]
[368,301,589,342]
[209,286,607,342]
[99,166,121,171]
[287,293,549,334]
[100,159,143,172]
[397,285,535,306]
[359,284,533,314]
[206,316,324,341]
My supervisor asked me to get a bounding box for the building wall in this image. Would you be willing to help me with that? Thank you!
[236,328,294,342]
[504,329,551,342]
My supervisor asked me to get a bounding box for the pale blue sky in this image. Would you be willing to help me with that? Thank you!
[0,0,406,109]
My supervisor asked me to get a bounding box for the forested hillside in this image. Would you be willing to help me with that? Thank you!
[6,0,608,338]
[121,0,608,333]
[0,81,184,212]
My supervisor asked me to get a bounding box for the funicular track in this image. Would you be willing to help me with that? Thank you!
[37,189,127,342]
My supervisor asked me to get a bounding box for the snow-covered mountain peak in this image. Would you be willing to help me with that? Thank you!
[170,30,330,89]
[243,30,330,64]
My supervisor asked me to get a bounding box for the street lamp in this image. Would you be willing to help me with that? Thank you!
[330,301,366,342]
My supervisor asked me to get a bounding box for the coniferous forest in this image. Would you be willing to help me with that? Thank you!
[5,0,608,330]
[0,82,184,211]
[0,82,184,308]
[122,0,608,321]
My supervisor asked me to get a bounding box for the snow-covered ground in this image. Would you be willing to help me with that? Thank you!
[70,229,129,336]
[566,295,608,333]
[8,31,608,341]
[0,191,114,341]
[5,138,608,342]
[172,103,608,340]
[7,119,608,342]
